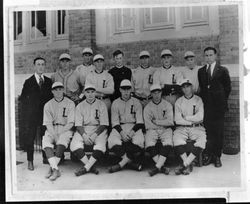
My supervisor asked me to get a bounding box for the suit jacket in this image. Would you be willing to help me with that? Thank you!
[20,74,53,126]
[198,62,231,116]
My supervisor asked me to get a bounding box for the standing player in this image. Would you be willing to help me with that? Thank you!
[70,84,109,176]
[51,53,82,103]
[20,57,53,170]
[182,51,200,94]
[85,54,114,111]
[143,84,174,176]
[153,49,184,105]
[108,50,132,102]
[42,82,75,181]
[132,50,157,107]
[74,47,95,91]
[173,79,206,175]
[108,80,144,173]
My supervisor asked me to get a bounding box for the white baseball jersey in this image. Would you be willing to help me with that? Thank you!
[111,97,143,127]
[51,70,81,99]
[182,66,200,93]
[75,99,109,127]
[43,97,75,126]
[153,66,184,87]
[174,95,204,126]
[74,64,95,87]
[132,66,157,97]
[143,99,174,130]
[85,70,114,95]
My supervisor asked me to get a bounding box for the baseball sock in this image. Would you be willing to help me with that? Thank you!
[119,154,130,168]
[48,157,58,170]
[153,155,159,163]
[80,155,89,165]
[85,156,96,171]
[155,155,166,169]
[55,157,61,166]
[180,153,188,166]
[186,153,196,166]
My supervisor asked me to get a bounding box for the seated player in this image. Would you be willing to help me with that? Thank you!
[173,79,206,175]
[108,79,144,173]
[42,82,75,181]
[70,84,109,176]
[143,84,174,176]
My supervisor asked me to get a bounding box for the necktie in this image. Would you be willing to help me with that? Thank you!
[39,76,43,88]
[207,64,211,84]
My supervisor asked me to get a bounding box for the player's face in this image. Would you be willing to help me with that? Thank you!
[85,89,96,103]
[114,54,124,67]
[182,84,193,97]
[82,53,93,65]
[94,59,104,72]
[60,59,70,70]
[151,90,162,103]
[120,87,131,101]
[140,56,149,68]
[161,55,172,67]
[52,87,64,100]
[204,50,216,65]
[185,57,195,69]
[34,59,45,75]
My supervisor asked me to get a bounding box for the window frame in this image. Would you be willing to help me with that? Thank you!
[113,8,135,34]
[54,10,69,40]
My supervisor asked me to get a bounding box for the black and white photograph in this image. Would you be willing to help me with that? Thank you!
[4,0,249,202]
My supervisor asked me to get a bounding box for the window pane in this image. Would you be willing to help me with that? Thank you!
[31,11,46,39]
[117,9,122,28]
[58,10,61,34]
[14,12,22,40]
[152,8,167,24]
[192,7,202,19]
[14,12,16,40]
[62,10,65,34]
[144,8,151,24]
[122,8,132,28]
[18,12,22,34]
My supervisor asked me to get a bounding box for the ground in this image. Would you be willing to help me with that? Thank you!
[16,150,241,191]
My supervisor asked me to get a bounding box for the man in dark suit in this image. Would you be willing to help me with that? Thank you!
[20,57,53,170]
[198,47,231,167]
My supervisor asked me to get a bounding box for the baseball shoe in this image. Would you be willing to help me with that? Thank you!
[161,166,170,175]
[148,167,160,177]
[128,162,142,171]
[214,156,222,168]
[28,161,34,171]
[74,166,88,176]
[174,165,185,175]
[89,165,99,175]
[45,167,53,179]
[109,164,122,173]
[202,154,213,166]
[49,169,61,181]
[182,165,192,175]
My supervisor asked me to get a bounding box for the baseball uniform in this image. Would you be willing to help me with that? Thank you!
[51,69,82,102]
[182,66,200,94]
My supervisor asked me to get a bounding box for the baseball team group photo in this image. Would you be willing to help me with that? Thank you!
[7,3,242,197]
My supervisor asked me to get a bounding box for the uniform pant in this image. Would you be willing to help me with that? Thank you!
[145,128,173,148]
[108,124,144,149]
[42,125,73,149]
[173,126,206,149]
[70,126,107,153]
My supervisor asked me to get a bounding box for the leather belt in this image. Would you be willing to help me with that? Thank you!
[53,123,64,126]
[176,123,204,128]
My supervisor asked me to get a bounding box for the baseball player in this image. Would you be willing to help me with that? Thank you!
[153,49,184,105]
[143,84,174,176]
[182,51,200,94]
[132,50,157,107]
[70,83,109,176]
[74,47,95,91]
[51,53,82,104]
[42,82,75,181]
[108,79,144,173]
[108,49,132,102]
[85,54,114,112]
[173,79,206,175]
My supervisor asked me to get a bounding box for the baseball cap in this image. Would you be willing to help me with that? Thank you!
[84,83,96,91]
[139,51,150,58]
[150,84,162,92]
[120,79,132,89]
[93,54,104,62]
[181,78,193,86]
[82,47,93,55]
[161,49,173,57]
[52,82,64,90]
[184,51,195,59]
[59,53,71,61]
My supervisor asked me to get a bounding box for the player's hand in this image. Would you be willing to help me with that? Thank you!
[128,130,135,139]
[152,119,160,125]
[71,94,80,101]
[89,133,98,143]
[82,134,92,145]
[120,131,130,142]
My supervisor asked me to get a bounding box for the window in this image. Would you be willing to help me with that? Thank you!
[30,11,47,39]
[143,7,175,30]
[14,12,22,41]
[182,6,209,27]
[56,10,67,37]
[114,8,134,33]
